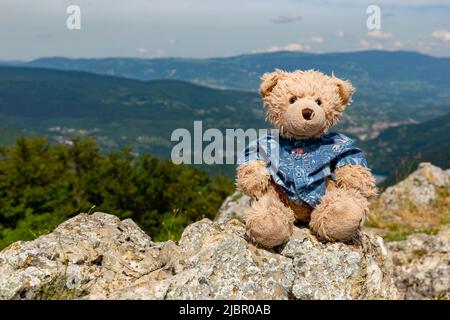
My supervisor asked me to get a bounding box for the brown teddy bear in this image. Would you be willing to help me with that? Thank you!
[236,69,377,248]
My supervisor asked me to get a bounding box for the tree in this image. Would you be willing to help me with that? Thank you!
[0,137,234,249]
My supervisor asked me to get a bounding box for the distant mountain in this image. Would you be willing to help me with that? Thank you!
[0,66,263,158]
[0,60,24,66]
[0,65,448,181]
[24,51,450,91]
[363,113,450,183]
[21,51,450,139]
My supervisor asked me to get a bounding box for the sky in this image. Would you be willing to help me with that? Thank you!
[1,0,450,60]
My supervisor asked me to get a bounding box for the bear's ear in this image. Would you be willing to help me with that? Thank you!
[331,77,355,106]
[260,69,286,97]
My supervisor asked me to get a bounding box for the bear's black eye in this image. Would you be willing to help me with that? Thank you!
[289,96,297,104]
[315,99,322,106]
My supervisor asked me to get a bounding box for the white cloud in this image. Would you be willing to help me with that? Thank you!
[393,41,404,49]
[367,30,393,40]
[271,14,302,24]
[359,39,381,50]
[432,30,450,42]
[153,49,166,57]
[359,39,370,48]
[2,0,450,60]
[255,36,327,54]
[335,31,345,38]
[255,42,310,53]
[168,39,181,45]
[311,36,324,44]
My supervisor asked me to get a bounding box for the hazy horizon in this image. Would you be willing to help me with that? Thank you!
[2,49,450,64]
[1,0,450,60]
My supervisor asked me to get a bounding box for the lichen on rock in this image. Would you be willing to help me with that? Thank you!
[0,212,400,300]
[387,227,450,300]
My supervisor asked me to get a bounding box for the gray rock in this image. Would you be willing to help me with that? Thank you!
[215,191,250,224]
[379,162,450,211]
[0,212,399,300]
[387,227,450,300]
[0,213,164,300]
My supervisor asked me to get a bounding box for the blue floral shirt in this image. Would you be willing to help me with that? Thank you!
[238,132,368,207]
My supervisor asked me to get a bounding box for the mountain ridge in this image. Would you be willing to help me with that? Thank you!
[0,65,263,157]
[23,50,450,91]
[1,57,449,180]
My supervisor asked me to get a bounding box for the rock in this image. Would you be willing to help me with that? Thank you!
[379,162,450,211]
[387,227,450,300]
[214,191,250,224]
[0,212,399,300]
[0,213,164,300]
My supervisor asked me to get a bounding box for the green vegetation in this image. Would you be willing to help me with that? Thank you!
[0,124,18,145]
[0,137,234,249]
[1,51,448,252]
[38,259,87,300]
[363,113,450,185]
[0,66,263,160]
[366,186,449,241]
[1,64,449,184]
[2,51,449,185]
[24,51,450,134]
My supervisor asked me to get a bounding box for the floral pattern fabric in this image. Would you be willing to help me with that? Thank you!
[238,132,368,207]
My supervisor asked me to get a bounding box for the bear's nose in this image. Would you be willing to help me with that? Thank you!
[302,108,314,120]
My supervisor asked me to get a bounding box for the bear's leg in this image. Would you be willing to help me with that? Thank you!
[243,187,295,248]
[309,188,369,241]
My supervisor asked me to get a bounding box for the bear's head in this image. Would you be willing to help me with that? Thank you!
[260,69,355,139]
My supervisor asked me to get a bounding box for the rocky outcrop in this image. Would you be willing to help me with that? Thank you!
[2,163,448,300]
[215,191,249,224]
[379,162,450,211]
[0,212,399,300]
[387,227,449,300]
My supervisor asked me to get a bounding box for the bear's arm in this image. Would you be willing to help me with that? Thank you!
[334,164,378,198]
[236,160,270,199]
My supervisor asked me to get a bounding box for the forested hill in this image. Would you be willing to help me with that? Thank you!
[0,66,263,157]
[11,50,450,141]
[363,113,450,183]
[0,64,448,183]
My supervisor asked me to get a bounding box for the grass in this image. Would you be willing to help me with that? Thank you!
[37,258,88,300]
[365,186,450,241]
[38,276,82,300]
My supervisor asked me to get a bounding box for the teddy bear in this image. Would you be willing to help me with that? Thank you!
[236,69,377,248]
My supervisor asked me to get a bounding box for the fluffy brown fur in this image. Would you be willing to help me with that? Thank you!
[237,69,375,248]
[243,186,295,248]
[260,69,355,139]
[335,164,378,198]
[309,188,369,241]
[236,160,270,199]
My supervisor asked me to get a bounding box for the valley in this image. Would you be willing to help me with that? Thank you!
[1,50,449,183]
